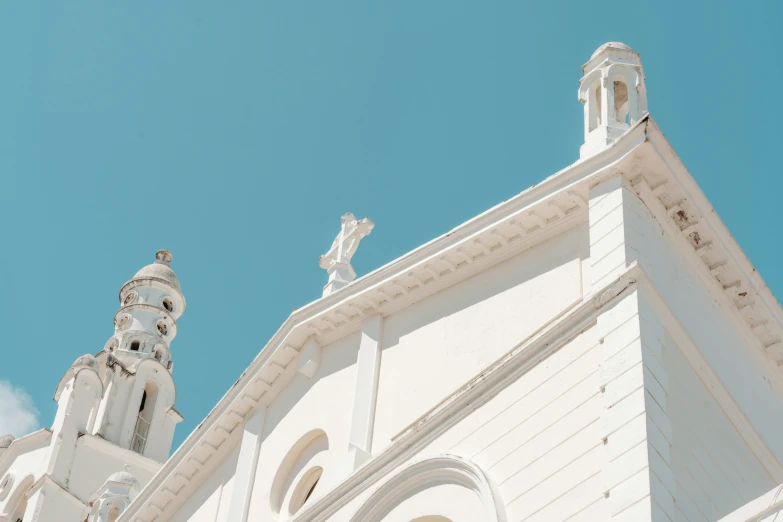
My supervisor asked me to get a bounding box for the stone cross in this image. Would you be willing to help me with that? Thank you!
[319,212,374,296]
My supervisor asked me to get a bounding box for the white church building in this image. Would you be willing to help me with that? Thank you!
[2,42,783,522]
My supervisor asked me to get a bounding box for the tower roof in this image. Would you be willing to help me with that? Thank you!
[107,470,140,488]
[132,250,180,290]
[590,41,633,59]
[72,353,99,372]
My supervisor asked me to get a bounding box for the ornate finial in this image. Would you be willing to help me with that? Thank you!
[319,213,374,296]
[155,250,173,265]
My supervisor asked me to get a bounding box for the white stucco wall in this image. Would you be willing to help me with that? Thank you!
[373,225,586,453]
[625,182,783,464]
[664,333,774,521]
[438,325,604,522]
[0,442,49,519]
[68,438,159,503]
[245,331,360,521]
[331,323,603,522]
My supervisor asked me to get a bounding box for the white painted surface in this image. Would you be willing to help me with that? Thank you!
[373,226,585,454]
[245,332,359,521]
[226,408,265,522]
[362,483,485,522]
[718,484,783,522]
[666,333,774,521]
[625,184,783,464]
[168,447,238,522]
[428,325,604,522]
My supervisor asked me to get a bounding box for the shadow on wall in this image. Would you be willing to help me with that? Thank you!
[262,330,360,437]
[382,226,586,350]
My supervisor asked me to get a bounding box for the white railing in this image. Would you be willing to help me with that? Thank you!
[130,414,150,455]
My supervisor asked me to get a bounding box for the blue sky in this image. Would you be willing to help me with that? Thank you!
[0,1,781,449]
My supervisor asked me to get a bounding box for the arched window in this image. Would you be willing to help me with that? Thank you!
[288,466,323,515]
[131,381,158,455]
[613,78,630,125]
[0,474,33,522]
[270,429,329,517]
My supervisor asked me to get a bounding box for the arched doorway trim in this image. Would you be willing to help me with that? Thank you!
[349,455,506,522]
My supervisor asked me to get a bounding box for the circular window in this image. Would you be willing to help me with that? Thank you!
[162,297,174,313]
[0,472,15,500]
[115,314,131,330]
[156,320,169,337]
[123,291,138,306]
[153,344,166,362]
[289,467,323,515]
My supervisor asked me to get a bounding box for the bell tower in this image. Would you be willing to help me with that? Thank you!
[23,251,187,522]
[578,42,648,159]
[90,249,186,462]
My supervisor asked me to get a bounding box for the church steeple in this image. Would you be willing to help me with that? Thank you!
[28,251,187,522]
[88,249,186,462]
[578,42,648,159]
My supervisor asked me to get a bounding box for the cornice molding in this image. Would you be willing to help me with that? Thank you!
[636,273,783,482]
[630,121,783,382]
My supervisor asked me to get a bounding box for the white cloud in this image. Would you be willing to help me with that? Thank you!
[0,380,40,438]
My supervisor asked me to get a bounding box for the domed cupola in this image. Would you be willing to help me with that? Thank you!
[106,250,185,368]
[72,353,100,372]
[578,42,648,159]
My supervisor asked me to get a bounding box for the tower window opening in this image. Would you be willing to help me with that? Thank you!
[303,477,319,504]
[162,297,174,313]
[123,291,137,306]
[613,79,629,125]
[289,467,323,515]
[131,382,158,455]
[156,321,168,336]
[130,341,140,351]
